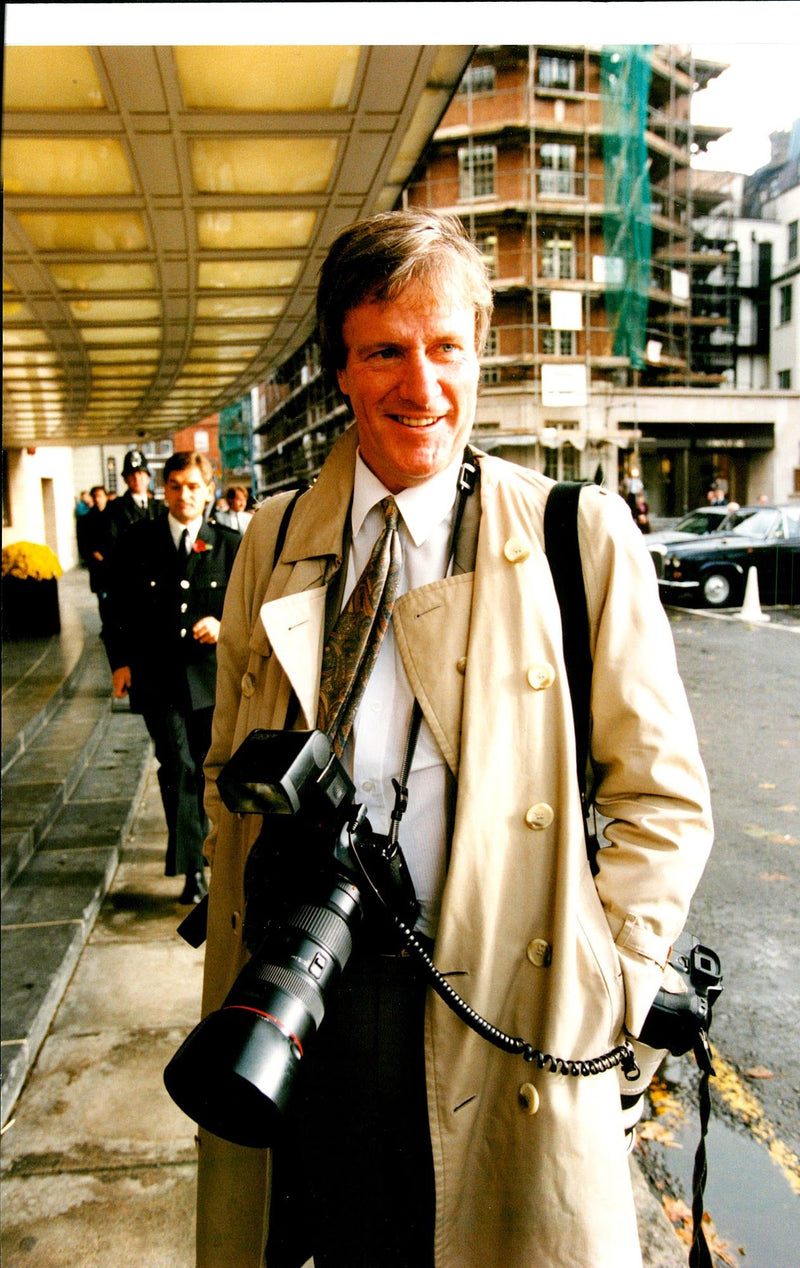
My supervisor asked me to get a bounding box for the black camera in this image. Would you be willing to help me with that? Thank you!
[638,931,723,1056]
[163,729,417,1149]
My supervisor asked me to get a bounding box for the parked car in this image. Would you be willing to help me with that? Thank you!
[647,505,751,547]
[652,505,800,608]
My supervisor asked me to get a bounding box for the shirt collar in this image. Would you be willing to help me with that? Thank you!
[351,449,463,548]
[167,513,204,550]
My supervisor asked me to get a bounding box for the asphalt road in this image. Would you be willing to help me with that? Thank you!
[667,606,800,1158]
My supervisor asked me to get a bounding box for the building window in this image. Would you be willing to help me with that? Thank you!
[778,369,792,389]
[484,328,500,357]
[541,232,576,279]
[477,231,499,278]
[538,55,577,91]
[543,442,578,481]
[458,144,497,200]
[458,64,495,95]
[539,144,576,196]
[789,220,798,261]
[542,328,576,356]
[779,283,793,325]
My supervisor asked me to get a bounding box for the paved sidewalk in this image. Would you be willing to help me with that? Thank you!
[1,758,203,1268]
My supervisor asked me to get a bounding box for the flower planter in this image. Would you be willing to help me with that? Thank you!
[2,575,61,639]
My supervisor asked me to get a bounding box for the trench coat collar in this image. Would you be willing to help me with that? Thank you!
[281,424,359,566]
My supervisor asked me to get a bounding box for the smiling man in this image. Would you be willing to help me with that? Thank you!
[106,451,241,904]
[196,211,712,1268]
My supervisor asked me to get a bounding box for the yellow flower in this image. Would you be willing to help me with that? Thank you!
[1,541,63,581]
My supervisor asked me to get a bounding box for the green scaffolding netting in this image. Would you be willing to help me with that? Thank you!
[601,46,652,371]
[219,396,253,472]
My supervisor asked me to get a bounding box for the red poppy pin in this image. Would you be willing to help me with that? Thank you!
[192,540,210,553]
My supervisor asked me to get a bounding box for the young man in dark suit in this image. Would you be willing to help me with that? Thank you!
[107,451,242,904]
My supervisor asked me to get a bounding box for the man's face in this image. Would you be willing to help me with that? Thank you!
[163,466,213,525]
[229,488,248,512]
[93,489,108,511]
[126,470,150,497]
[336,279,481,493]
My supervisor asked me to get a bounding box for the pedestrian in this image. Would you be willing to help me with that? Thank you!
[196,210,713,1268]
[214,484,254,534]
[75,489,93,520]
[633,490,651,533]
[106,451,241,905]
[76,484,114,649]
[108,449,160,541]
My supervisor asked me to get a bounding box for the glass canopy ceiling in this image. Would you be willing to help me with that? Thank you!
[2,44,473,447]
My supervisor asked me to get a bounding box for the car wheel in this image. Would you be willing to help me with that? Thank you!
[701,570,737,607]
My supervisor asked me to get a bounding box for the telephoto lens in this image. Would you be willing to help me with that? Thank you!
[164,872,363,1148]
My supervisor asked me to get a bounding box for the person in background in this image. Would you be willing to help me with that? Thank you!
[109,449,160,541]
[195,210,713,1268]
[106,451,241,906]
[75,489,93,519]
[77,485,115,651]
[215,484,254,534]
[633,490,651,533]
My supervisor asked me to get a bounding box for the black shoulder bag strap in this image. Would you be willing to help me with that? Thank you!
[544,479,715,1268]
[543,480,598,873]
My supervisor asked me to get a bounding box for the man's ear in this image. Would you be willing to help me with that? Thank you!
[336,366,350,399]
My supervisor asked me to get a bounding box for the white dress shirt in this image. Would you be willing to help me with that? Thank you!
[167,513,204,552]
[344,450,464,936]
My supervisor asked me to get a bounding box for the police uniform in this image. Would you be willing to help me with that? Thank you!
[109,449,160,541]
[106,510,241,895]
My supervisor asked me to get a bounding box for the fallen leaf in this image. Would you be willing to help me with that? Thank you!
[663,1200,740,1266]
[638,1119,683,1147]
[759,782,776,789]
[760,872,789,882]
[745,1066,774,1080]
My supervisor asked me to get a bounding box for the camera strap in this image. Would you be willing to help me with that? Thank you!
[385,449,479,848]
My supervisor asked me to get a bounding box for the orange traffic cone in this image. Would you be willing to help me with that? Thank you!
[739,566,769,623]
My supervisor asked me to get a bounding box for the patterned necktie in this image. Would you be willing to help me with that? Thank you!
[317,496,401,756]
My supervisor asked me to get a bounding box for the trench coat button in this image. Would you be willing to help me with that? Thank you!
[526,937,552,968]
[180,579,190,590]
[504,536,531,564]
[518,1082,540,1115]
[525,802,554,831]
[241,673,255,698]
[180,628,187,638]
[456,656,468,675]
[527,662,555,691]
[149,580,156,588]
[210,580,218,588]
[180,602,188,613]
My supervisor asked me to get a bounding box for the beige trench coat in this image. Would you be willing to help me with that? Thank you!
[196,426,712,1268]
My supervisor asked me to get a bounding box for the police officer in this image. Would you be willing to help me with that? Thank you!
[109,449,160,540]
[106,451,241,904]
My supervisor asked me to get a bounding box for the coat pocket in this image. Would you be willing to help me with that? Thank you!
[575,864,625,1039]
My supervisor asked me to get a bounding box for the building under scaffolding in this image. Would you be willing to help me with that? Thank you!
[252,46,797,512]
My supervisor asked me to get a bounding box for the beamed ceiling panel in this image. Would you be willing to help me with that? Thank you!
[2,44,473,447]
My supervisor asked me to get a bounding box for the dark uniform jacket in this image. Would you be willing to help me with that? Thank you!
[109,489,161,543]
[77,506,114,595]
[106,514,241,715]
